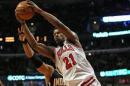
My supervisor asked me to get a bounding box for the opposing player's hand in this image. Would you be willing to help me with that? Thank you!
[18,27,26,42]
[27,1,42,13]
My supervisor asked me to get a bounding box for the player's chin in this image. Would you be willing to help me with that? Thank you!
[56,40,64,46]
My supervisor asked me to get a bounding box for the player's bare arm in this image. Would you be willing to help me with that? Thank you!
[18,27,34,58]
[24,23,55,60]
[16,18,55,60]
[18,29,34,57]
[27,1,81,47]
[18,27,54,85]
[22,44,54,86]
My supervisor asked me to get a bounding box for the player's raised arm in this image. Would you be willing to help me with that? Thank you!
[15,1,55,60]
[18,27,34,57]
[27,1,81,46]
[18,27,54,85]
[15,11,55,60]
[22,23,55,60]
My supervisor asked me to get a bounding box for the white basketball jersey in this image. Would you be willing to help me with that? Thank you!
[54,42,100,86]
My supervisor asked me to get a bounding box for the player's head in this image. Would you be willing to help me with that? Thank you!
[53,29,66,46]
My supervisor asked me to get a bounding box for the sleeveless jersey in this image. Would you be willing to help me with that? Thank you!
[54,42,100,86]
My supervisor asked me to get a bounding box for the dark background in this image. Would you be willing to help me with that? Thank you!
[0,0,130,85]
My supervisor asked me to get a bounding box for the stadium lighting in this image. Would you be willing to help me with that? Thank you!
[93,30,130,38]
[100,69,130,77]
[5,37,15,42]
[0,38,3,42]
[102,15,130,23]
[7,75,45,81]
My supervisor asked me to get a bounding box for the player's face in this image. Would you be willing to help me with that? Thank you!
[53,29,66,46]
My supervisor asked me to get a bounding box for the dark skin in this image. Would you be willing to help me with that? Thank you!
[18,27,54,85]
[15,2,101,86]
[15,1,82,62]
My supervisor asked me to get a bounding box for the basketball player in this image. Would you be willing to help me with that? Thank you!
[16,1,101,86]
[18,27,66,86]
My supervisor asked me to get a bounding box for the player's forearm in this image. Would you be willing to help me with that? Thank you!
[21,23,38,49]
[38,10,64,29]
[38,10,78,41]
[22,43,34,58]
[21,23,55,59]
[33,43,55,60]
[28,54,54,76]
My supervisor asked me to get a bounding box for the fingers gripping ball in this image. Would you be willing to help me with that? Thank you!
[15,1,34,20]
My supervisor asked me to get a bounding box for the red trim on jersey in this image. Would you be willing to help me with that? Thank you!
[87,79,95,86]
[81,76,95,86]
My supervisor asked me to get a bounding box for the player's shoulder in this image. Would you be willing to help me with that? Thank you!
[66,40,83,49]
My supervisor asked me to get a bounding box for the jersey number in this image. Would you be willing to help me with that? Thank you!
[63,54,76,70]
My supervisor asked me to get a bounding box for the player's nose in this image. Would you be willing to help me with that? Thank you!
[55,34,60,37]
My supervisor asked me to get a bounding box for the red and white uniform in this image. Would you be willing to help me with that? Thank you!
[54,42,101,86]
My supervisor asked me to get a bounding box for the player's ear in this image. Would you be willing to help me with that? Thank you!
[18,27,21,33]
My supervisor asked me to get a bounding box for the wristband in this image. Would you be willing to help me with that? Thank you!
[19,39,28,44]
[29,54,43,68]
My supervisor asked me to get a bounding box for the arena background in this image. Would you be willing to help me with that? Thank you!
[0,0,130,86]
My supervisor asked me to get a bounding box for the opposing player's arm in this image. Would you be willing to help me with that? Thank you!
[20,23,55,61]
[32,43,55,62]
[18,27,34,57]
[18,27,54,77]
[23,43,54,85]
[22,43,34,58]
[23,43,54,76]
[27,1,81,47]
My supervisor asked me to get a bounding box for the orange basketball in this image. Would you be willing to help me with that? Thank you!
[15,1,34,20]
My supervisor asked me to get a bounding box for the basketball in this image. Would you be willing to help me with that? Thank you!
[15,1,34,20]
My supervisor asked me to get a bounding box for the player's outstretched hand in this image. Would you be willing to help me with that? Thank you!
[18,27,26,42]
[27,1,42,14]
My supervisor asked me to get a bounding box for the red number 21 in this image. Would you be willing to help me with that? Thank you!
[63,54,76,70]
